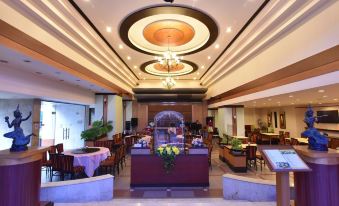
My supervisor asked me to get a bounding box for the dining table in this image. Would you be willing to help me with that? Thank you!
[260,133,280,144]
[63,147,110,177]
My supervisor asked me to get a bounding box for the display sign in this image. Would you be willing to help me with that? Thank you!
[262,149,311,172]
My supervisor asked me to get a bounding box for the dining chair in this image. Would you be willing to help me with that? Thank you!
[50,153,63,182]
[291,138,299,146]
[279,131,285,145]
[246,146,257,170]
[56,143,64,154]
[99,153,116,175]
[61,155,85,180]
[256,151,265,171]
[41,150,52,177]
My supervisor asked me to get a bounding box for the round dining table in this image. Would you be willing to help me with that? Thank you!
[63,147,110,177]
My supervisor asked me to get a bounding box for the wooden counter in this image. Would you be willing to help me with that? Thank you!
[294,146,339,206]
[130,153,209,187]
[0,147,49,206]
[219,145,247,172]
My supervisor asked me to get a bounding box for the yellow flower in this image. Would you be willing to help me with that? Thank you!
[173,147,179,155]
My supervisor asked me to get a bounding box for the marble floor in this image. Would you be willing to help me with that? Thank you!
[55,198,276,206]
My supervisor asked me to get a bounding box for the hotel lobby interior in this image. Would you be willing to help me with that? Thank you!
[0,0,338,206]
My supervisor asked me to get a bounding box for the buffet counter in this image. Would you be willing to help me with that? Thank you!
[130,148,209,187]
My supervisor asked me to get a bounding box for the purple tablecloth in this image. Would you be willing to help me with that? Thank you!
[64,147,110,177]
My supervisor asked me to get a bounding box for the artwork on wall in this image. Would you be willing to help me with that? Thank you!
[279,112,286,129]
[274,112,278,128]
[267,112,273,127]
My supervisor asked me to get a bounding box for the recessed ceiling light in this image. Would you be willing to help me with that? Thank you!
[193,77,197,80]
[318,89,325,93]
[214,44,220,49]
[323,95,327,98]
[143,77,146,80]
[160,77,162,80]
[207,56,211,60]
[197,72,200,75]
[318,102,322,105]
[138,72,141,75]
[23,59,31,63]
[268,99,272,101]
[181,56,184,60]
[289,95,293,98]
[127,56,131,60]
[277,101,280,104]
[334,98,338,101]
[201,65,205,69]
[106,26,112,33]
[0,60,8,63]
[133,65,137,69]
[291,103,295,105]
[119,44,123,49]
[253,101,256,104]
[176,77,179,80]
[263,103,266,105]
[226,26,232,33]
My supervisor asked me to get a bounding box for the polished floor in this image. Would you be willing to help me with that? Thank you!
[55,198,275,206]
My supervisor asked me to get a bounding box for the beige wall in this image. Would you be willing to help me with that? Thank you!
[244,105,339,138]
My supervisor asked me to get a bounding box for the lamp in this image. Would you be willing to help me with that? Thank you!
[162,76,176,89]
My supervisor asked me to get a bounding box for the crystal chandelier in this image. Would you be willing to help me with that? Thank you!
[162,76,176,89]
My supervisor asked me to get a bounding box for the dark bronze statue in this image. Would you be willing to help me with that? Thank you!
[302,105,328,151]
[4,105,33,152]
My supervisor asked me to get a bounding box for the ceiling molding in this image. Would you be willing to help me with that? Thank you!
[207,45,339,105]
[68,0,139,80]
[200,0,270,79]
[0,20,125,93]
[201,0,332,86]
[2,0,138,89]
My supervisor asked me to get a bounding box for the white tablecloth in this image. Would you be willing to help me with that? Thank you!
[64,147,110,177]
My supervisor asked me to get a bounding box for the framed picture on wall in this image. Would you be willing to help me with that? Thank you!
[279,112,286,129]
[267,112,273,127]
[274,112,278,128]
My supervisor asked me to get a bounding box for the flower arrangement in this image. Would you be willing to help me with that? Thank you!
[156,145,180,173]
[192,138,203,147]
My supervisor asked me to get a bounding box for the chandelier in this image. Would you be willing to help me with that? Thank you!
[162,76,176,89]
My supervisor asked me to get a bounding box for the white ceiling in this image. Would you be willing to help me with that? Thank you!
[241,83,339,108]
[0,45,110,93]
[73,0,264,80]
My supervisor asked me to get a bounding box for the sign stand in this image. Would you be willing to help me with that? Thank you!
[261,147,311,206]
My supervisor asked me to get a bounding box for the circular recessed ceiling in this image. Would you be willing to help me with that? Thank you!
[120,6,218,55]
[140,60,198,76]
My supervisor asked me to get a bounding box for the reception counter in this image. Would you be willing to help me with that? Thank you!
[130,148,209,187]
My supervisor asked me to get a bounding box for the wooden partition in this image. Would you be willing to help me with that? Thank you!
[0,147,49,206]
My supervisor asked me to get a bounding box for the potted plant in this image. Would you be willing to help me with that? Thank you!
[230,138,243,155]
[81,121,113,146]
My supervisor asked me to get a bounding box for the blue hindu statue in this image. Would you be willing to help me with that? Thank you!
[301,105,328,151]
[4,105,33,152]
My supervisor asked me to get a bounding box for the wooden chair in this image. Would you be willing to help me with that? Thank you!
[246,146,257,170]
[291,138,299,146]
[256,151,265,171]
[279,131,285,145]
[329,138,339,149]
[41,150,52,176]
[61,155,85,180]
[50,153,63,182]
[49,145,57,154]
[100,153,116,175]
[56,143,64,154]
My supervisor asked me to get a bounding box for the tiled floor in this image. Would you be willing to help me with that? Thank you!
[47,141,287,205]
[55,198,276,206]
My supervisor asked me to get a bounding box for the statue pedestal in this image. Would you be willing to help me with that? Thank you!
[294,146,339,206]
[0,147,49,206]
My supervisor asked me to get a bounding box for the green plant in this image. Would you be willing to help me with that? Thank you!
[81,120,113,141]
[230,138,242,151]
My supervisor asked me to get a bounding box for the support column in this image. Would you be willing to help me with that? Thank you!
[31,99,41,147]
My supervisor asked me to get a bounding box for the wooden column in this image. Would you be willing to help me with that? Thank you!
[232,107,237,136]
[103,95,108,124]
[31,99,41,147]
[0,147,49,206]
[294,146,339,206]
[276,172,290,206]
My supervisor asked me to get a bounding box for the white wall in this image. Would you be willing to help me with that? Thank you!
[94,95,103,122]
[236,108,245,136]
[0,99,33,150]
[107,95,123,136]
[125,101,132,123]
[217,108,233,136]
